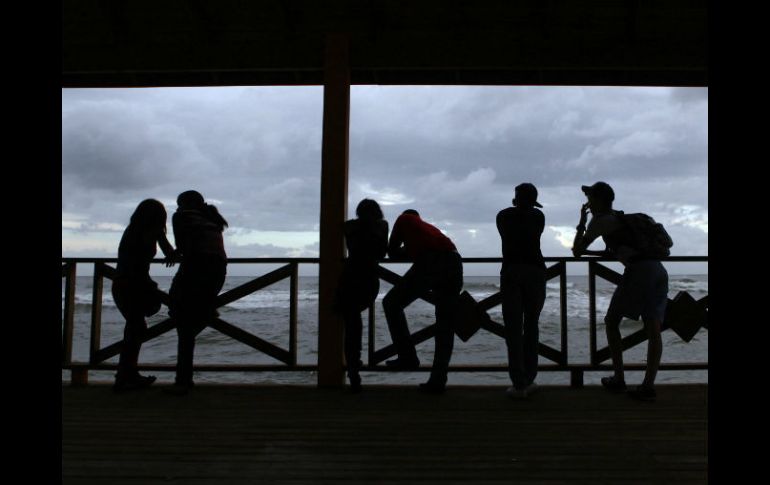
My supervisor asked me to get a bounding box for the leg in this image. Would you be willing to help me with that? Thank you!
[117,314,147,379]
[174,318,196,386]
[641,317,662,388]
[429,293,457,386]
[502,272,526,389]
[521,267,546,386]
[640,261,667,389]
[604,313,625,381]
[382,268,421,363]
[172,259,227,388]
[426,253,463,387]
[343,307,363,386]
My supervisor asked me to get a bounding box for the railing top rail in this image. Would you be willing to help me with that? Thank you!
[62,256,708,264]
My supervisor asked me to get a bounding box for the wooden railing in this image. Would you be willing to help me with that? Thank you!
[61,256,708,386]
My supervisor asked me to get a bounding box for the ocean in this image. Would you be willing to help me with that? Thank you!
[62,273,708,386]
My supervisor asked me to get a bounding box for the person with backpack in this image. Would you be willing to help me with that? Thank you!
[572,182,670,402]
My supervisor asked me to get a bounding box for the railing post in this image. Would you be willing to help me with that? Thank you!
[62,262,76,365]
[89,262,104,368]
[559,261,568,366]
[289,262,299,366]
[588,261,598,366]
[368,304,376,366]
[570,369,584,388]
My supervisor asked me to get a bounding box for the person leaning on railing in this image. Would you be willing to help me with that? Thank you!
[382,209,464,394]
[571,181,668,402]
[334,199,389,393]
[112,199,177,392]
[166,190,228,396]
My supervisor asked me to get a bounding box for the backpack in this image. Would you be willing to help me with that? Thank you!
[617,212,673,258]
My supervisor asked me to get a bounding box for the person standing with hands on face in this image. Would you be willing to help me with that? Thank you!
[572,182,669,402]
[496,183,546,399]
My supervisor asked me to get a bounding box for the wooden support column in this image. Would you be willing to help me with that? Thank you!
[317,33,350,387]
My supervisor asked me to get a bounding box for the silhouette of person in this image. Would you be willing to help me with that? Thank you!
[383,209,463,393]
[496,183,546,399]
[572,181,669,402]
[334,199,389,392]
[167,190,228,395]
[112,199,177,392]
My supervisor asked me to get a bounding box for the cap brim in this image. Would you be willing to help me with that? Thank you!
[533,201,543,208]
[581,185,592,194]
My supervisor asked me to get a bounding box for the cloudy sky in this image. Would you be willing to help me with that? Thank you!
[62,86,707,275]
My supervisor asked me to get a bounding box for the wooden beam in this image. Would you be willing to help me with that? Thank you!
[317,33,350,388]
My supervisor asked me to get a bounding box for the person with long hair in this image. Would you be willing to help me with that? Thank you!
[167,190,228,395]
[335,199,388,392]
[112,199,177,392]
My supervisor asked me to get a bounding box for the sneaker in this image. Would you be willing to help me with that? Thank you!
[385,357,420,370]
[524,382,538,396]
[348,374,362,394]
[600,376,627,393]
[506,386,528,399]
[418,381,446,394]
[113,374,156,393]
[628,385,656,402]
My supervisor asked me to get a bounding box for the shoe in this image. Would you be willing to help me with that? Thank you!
[524,382,538,396]
[385,357,420,370]
[113,374,156,392]
[601,376,627,393]
[418,381,446,394]
[628,385,656,402]
[349,374,362,394]
[506,386,528,399]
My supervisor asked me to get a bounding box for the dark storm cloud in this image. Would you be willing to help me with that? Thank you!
[63,86,707,265]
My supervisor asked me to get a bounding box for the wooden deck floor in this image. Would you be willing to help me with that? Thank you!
[63,384,707,484]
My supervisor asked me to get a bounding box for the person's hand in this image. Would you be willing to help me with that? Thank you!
[579,202,590,225]
[164,250,179,268]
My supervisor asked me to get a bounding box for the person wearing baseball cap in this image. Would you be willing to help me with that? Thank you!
[496,183,546,399]
[572,181,669,402]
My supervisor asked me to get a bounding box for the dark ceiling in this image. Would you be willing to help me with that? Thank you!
[63,0,708,88]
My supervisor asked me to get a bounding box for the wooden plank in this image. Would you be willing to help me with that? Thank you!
[209,318,291,364]
[62,262,77,364]
[593,261,623,285]
[289,262,298,366]
[62,385,708,484]
[371,323,438,364]
[377,265,437,305]
[589,261,598,365]
[594,324,673,364]
[93,318,177,363]
[89,262,103,365]
[559,261,569,364]
[216,264,293,306]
